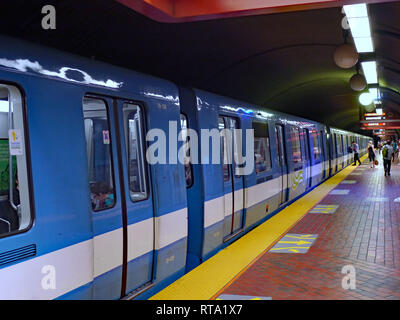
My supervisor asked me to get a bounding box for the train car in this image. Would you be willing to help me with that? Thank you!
[180,89,369,271]
[0,36,189,300]
[0,36,370,300]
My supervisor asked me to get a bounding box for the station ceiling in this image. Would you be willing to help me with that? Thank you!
[1,0,399,133]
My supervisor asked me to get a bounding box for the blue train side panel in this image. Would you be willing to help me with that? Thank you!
[0,35,188,299]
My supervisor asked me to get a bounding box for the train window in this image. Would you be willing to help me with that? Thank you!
[336,134,343,155]
[123,103,148,202]
[311,130,321,160]
[290,126,302,163]
[218,117,230,181]
[252,121,272,173]
[83,97,116,211]
[0,84,32,237]
[180,114,193,188]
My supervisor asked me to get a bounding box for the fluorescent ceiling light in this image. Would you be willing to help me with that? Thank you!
[343,3,368,18]
[369,88,380,100]
[353,37,374,53]
[361,61,378,84]
[0,100,9,113]
[347,17,371,38]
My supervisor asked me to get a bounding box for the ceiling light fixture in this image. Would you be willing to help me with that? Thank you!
[347,17,371,38]
[343,3,374,53]
[361,61,378,84]
[369,87,380,100]
[353,37,374,53]
[350,62,366,91]
[343,3,368,18]
[359,92,373,106]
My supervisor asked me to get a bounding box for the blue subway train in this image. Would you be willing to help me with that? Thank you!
[0,36,369,299]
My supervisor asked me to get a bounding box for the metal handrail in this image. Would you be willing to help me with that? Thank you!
[8,95,17,211]
[0,218,11,233]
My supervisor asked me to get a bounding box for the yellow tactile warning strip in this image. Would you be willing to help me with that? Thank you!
[150,155,368,300]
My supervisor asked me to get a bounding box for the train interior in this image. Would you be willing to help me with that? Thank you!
[0,84,30,236]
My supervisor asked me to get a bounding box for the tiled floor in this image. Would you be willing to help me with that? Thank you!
[219,155,400,300]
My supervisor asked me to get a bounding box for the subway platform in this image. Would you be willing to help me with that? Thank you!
[151,154,400,300]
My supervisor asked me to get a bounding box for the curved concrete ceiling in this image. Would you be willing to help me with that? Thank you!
[0,0,399,133]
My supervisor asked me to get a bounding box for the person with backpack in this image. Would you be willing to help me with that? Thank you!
[382,141,393,176]
[352,141,361,166]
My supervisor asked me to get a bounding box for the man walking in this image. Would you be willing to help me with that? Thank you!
[382,141,393,176]
[352,141,361,166]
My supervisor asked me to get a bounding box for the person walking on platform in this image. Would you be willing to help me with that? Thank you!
[392,140,397,162]
[382,141,393,176]
[352,141,361,166]
[368,141,376,168]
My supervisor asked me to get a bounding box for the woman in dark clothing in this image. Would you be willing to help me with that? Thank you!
[368,141,376,168]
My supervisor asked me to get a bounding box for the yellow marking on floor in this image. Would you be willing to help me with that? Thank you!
[283,235,316,239]
[149,155,368,300]
[278,240,312,245]
[270,246,310,250]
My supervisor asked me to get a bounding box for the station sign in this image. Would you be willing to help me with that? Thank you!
[364,113,385,117]
[361,118,400,130]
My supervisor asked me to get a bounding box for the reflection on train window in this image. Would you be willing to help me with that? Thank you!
[290,126,302,163]
[83,97,115,211]
[218,117,230,181]
[123,103,148,202]
[0,84,32,237]
[312,130,321,160]
[336,134,343,155]
[180,114,193,188]
[252,121,272,174]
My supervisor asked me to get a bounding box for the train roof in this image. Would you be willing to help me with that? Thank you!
[194,88,369,139]
[0,36,370,139]
[0,35,179,104]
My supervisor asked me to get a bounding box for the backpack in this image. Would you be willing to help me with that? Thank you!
[383,147,388,158]
[347,146,353,153]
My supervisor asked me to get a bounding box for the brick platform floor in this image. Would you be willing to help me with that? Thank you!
[220,154,400,300]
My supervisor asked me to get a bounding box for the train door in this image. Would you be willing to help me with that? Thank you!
[219,116,244,241]
[302,129,312,188]
[288,126,305,201]
[83,96,154,299]
[333,133,338,173]
[320,130,326,179]
[275,124,288,205]
[337,134,343,170]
